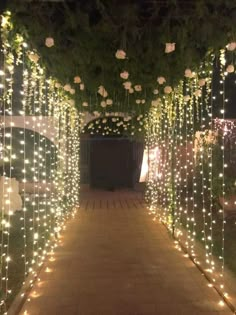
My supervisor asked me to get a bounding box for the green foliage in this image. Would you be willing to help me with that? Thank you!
[6,0,236,110]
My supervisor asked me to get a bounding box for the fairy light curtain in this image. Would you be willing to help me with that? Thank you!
[145,50,236,310]
[0,12,80,313]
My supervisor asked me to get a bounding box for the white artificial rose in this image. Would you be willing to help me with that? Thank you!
[157,76,166,84]
[106,99,113,105]
[136,99,141,104]
[120,71,129,79]
[226,64,235,73]
[69,88,75,95]
[123,81,132,90]
[82,101,88,107]
[28,52,40,63]
[68,99,75,106]
[115,49,126,59]
[55,82,61,88]
[74,76,81,83]
[194,89,202,97]
[184,95,191,102]
[184,68,192,78]
[101,101,106,107]
[164,86,172,94]
[227,42,236,51]
[134,85,142,92]
[198,79,206,86]
[45,37,54,47]
[129,88,134,94]
[63,84,71,92]
[80,83,85,90]
[98,85,108,97]
[153,89,159,95]
[165,42,175,53]
[141,99,145,104]
[151,99,159,107]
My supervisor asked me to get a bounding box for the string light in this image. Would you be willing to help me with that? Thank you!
[145,52,236,313]
[0,12,81,313]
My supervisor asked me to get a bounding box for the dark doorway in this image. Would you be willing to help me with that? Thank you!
[87,136,143,190]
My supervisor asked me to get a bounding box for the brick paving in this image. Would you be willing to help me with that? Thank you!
[19,190,233,315]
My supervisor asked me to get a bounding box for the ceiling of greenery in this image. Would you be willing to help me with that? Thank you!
[4,0,236,113]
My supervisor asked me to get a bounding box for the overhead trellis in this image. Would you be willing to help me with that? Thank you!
[4,0,236,114]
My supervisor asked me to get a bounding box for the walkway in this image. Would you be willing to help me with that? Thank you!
[19,190,232,315]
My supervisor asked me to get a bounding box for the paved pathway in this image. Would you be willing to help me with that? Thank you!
[19,190,232,315]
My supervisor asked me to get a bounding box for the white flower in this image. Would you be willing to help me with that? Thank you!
[123,81,132,90]
[136,99,141,104]
[45,37,54,48]
[151,98,161,107]
[226,64,235,73]
[101,101,107,108]
[106,99,113,105]
[28,52,40,63]
[157,76,166,85]
[198,79,206,86]
[227,42,236,51]
[194,89,202,97]
[93,111,100,116]
[183,95,191,102]
[129,88,134,94]
[80,83,85,90]
[184,68,193,78]
[68,99,75,106]
[98,85,108,97]
[115,49,126,59]
[55,82,61,88]
[120,71,129,79]
[74,76,81,83]
[82,101,88,107]
[63,84,71,92]
[164,86,172,94]
[69,88,75,95]
[141,99,145,104]
[134,85,142,92]
[165,42,175,53]
[153,89,159,95]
